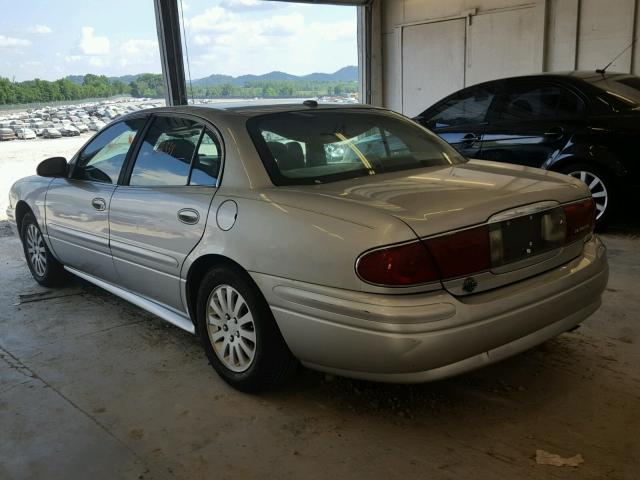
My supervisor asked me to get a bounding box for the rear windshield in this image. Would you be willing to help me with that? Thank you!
[247,109,466,186]
[589,75,640,112]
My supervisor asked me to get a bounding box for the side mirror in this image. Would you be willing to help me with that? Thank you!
[37,157,68,178]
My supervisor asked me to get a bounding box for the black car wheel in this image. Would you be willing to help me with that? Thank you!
[196,264,297,392]
[560,164,613,226]
[20,213,68,287]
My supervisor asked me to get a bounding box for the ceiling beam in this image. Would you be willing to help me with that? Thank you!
[154,0,188,106]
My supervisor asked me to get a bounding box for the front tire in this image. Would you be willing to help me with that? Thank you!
[20,213,67,287]
[196,265,297,392]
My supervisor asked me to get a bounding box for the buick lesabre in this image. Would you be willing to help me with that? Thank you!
[7,103,608,392]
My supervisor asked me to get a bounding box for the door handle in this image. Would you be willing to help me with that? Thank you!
[544,127,564,138]
[91,197,106,211]
[177,208,200,225]
[462,133,481,144]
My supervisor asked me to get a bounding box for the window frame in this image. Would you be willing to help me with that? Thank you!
[489,80,588,123]
[419,82,502,129]
[67,114,149,185]
[120,112,225,189]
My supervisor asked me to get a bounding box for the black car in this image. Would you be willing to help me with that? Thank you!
[415,72,640,225]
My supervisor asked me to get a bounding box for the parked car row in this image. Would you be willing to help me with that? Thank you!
[0,98,163,141]
[415,71,640,226]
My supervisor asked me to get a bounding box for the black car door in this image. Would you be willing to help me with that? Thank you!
[479,81,586,167]
[416,84,500,158]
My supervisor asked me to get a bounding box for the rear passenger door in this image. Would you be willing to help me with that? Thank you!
[416,84,499,158]
[479,82,585,167]
[109,115,222,311]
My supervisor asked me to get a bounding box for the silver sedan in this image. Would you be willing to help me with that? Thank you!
[6,104,608,392]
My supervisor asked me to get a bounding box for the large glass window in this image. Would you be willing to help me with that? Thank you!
[498,85,584,121]
[590,75,640,112]
[129,116,202,187]
[248,109,466,186]
[190,131,222,187]
[72,117,146,184]
[424,88,496,128]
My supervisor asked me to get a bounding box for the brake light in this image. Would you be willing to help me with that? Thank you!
[356,199,594,288]
[356,226,491,286]
[424,226,491,279]
[356,241,439,286]
[564,199,596,243]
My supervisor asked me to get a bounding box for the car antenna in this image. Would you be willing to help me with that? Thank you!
[596,37,636,74]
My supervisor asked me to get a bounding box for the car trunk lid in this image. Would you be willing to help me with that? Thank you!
[298,160,593,295]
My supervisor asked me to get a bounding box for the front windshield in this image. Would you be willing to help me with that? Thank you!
[247,109,466,186]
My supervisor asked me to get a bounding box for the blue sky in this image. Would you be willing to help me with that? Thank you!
[0,0,358,81]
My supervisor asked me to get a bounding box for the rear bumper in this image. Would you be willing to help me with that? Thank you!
[253,236,608,383]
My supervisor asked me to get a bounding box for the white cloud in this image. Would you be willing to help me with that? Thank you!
[27,24,53,34]
[220,0,283,11]
[0,35,31,48]
[187,7,229,32]
[119,39,160,68]
[309,21,356,42]
[78,27,110,55]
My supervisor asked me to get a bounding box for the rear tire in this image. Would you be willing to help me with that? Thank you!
[20,213,68,287]
[196,264,298,393]
[559,163,614,228]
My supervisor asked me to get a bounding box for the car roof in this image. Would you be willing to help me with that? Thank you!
[471,70,636,86]
[127,102,375,120]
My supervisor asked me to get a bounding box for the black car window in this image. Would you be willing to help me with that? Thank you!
[72,118,146,184]
[189,130,222,186]
[590,76,640,112]
[498,85,584,121]
[129,116,203,187]
[424,87,495,128]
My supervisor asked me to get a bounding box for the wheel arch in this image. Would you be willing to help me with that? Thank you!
[185,254,254,328]
[14,200,34,238]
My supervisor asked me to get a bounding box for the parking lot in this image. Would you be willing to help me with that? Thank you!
[1,224,639,479]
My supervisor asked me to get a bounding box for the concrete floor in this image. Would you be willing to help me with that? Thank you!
[1,224,639,480]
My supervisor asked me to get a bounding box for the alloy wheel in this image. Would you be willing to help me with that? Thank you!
[568,170,608,220]
[26,223,47,277]
[206,285,256,372]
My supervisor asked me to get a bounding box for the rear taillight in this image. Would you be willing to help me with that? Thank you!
[356,199,594,288]
[424,226,491,279]
[356,241,439,286]
[564,198,596,243]
[356,226,491,286]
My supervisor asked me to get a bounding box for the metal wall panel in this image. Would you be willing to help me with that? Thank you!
[401,19,466,116]
[577,0,636,72]
[465,7,538,86]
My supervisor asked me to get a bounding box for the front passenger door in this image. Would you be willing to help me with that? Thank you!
[479,83,585,167]
[109,115,222,311]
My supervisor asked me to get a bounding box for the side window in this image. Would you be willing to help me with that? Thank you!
[426,88,495,128]
[129,116,202,187]
[189,131,222,186]
[499,85,584,121]
[73,118,145,184]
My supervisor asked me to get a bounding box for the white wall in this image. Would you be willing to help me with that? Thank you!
[373,0,640,111]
